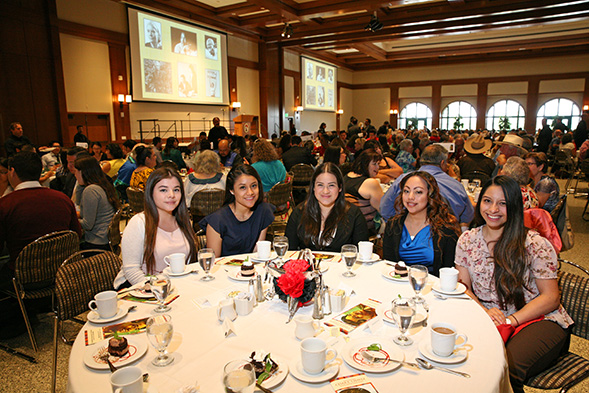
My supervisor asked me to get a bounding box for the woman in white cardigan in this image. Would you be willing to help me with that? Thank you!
[114,167,197,289]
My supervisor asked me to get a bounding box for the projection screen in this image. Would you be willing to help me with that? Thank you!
[301,57,337,112]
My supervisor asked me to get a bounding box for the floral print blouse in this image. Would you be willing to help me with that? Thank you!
[521,186,539,210]
[455,226,572,329]
[395,150,416,173]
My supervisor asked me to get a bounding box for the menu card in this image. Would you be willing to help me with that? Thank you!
[330,373,379,393]
[324,299,381,335]
[84,317,149,346]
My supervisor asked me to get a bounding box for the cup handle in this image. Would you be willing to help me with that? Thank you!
[325,348,338,365]
[455,334,468,349]
[88,300,97,311]
[164,256,170,266]
[114,389,123,393]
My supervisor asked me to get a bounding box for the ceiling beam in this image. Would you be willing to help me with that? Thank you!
[351,42,387,61]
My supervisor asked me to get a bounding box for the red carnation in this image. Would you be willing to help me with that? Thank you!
[283,259,309,274]
[277,271,306,298]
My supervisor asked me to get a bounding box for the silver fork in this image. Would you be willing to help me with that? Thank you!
[361,351,419,369]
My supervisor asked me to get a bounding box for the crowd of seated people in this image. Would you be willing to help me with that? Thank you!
[2,112,589,390]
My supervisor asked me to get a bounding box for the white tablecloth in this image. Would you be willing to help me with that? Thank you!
[67,254,512,393]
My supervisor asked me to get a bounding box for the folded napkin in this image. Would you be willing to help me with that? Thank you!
[496,316,544,343]
[223,318,236,337]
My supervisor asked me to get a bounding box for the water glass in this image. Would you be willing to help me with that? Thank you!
[391,297,416,346]
[273,235,289,265]
[341,244,357,277]
[408,265,428,304]
[146,314,174,366]
[199,248,215,281]
[223,359,256,393]
[150,273,172,313]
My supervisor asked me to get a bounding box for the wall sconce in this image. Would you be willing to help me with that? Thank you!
[390,109,398,115]
[125,94,132,104]
[296,106,304,113]
[584,105,589,111]
[337,109,344,115]
[117,94,125,109]
[231,101,241,112]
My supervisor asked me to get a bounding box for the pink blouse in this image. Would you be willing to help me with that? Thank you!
[455,226,572,329]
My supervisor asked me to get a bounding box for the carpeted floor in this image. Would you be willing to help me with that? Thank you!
[2,179,589,393]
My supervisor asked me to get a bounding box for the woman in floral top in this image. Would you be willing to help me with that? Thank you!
[455,176,572,393]
[394,139,417,173]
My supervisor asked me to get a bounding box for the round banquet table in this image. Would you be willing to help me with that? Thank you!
[67,253,513,393]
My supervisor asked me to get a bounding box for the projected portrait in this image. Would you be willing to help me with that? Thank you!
[144,20,162,49]
[171,28,197,56]
[178,62,196,97]
[318,86,325,107]
[206,69,220,98]
[327,69,334,84]
[328,89,334,108]
[316,66,326,82]
[144,59,172,94]
[306,63,314,80]
[205,36,218,60]
[306,85,316,106]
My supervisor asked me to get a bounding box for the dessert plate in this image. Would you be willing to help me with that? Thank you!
[381,266,409,282]
[382,309,427,327]
[84,338,147,370]
[87,306,128,324]
[356,253,380,263]
[290,360,339,383]
[432,282,467,296]
[418,341,468,364]
[227,269,258,281]
[248,354,288,389]
[342,337,403,373]
[250,252,277,262]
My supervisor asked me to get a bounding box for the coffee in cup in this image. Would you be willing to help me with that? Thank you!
[88,290,118,319]
[431,322,468,357]
[164,253,186,274]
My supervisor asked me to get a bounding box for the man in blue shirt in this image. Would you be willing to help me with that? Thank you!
[216,139,238,168]
[380,144,473,230]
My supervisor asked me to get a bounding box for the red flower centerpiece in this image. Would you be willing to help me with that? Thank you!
[274,259,317,306]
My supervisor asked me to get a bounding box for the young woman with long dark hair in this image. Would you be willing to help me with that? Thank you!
[74,156,121,250]
[455,176,572,393]
[285,162,369,251]
[161,136,187,170]
[382,171,460,275]
[114,167,196,288]
[130,145,157,190]
[199,164,275,257]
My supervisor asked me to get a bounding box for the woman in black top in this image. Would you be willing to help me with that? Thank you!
[285,163,369,251]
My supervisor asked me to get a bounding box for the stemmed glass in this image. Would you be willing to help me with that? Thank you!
[199,248,215,281]
[391,297,416,346]
[223,359,256,393]
[150,273,172,313]
[341,244,358,277]
[273,236,289,266]
[146,314,174,366]
[408,265,428,304]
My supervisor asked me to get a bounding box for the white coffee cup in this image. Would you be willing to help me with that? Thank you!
[439,267,459,292]
[88,290,118,319]
[300,338,337,375]
[330,290,347,313]
[431,322,468,357]
[164,253,186,274]
[358,241,373,261]
[256,241,271,259]
[110,366,143,393]
[217,298,237,321]
[295,315,318,340]
[234,293,254,316]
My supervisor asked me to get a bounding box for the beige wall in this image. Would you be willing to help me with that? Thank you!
[57,0,127,33]
[353,89,390,128]
[228,36,258,62]
[284,50,300,72]
[236,67,259,117]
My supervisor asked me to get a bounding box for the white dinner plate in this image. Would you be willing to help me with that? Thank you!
[342,337,404,373]
[418,340,468,364]
[250,252,277,262]
[227,269,258,281]
[356,253,380,263]
[163,264,197,277]
[253,355,289,389]
[84,338,147,370]
[432,282,467,296]
[382,309,427,327]
[290,360,339,383]
[381,266,409,282]
[87,306,128,324]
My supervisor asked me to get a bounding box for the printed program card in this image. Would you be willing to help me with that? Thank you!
[84,317,150,346]
[330,373,379,393]
[324,299,381,335]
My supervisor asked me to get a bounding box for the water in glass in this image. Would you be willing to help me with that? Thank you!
[409,265,428,304]
[223,369,255,393]
[146,315,174,366]
[199,248,215,281]
[392,297,416,345]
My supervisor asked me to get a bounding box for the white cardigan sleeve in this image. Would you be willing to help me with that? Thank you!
[114,213,148,288]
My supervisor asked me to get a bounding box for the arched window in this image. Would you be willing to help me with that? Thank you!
[399,102,432,130]
[486,100,525,131]
[440,101,477,131]
[536,98,581,130]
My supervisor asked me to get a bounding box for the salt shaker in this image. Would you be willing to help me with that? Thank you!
[322,285,332,315]
[248,279,257,307]
[255,275,265,303]
[312,287,324,320]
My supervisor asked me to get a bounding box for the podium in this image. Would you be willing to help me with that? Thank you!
[233,115,258,137]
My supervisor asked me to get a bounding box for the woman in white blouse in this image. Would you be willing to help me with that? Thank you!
[114,167,196,289]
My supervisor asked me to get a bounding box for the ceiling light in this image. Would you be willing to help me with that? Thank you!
[365,12,383,33]
[281,23,293,39]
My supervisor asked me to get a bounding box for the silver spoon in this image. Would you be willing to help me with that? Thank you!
[434,293,471,301]
[415,357,470,378]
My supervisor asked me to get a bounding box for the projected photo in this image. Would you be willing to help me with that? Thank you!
[144,59,172,94]
[171,28,197,56]
[328,89,334,108]
[178,63,196,97]
[306,62,314,80]
[205,36,218,60]
[318,86,325,107]
[144,20,162,49]
[206,69,220,97]
[316,66,326,82]
[306,86,316,105]
[328,69,334,84]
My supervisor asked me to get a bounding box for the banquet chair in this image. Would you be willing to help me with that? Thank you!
[126,187,145,215]
[108,207,124,255]
[267,180,293,239]
[0,230,79,359]
[51,250,121,393]
[195,229,207,251]
[525,270,589,392]
[569,160,589,197]
[189,188,225,232]
[291,163,314,204]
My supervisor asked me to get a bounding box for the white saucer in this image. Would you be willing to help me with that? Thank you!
[342,337,404,373]
[432,282,467,296]
[250,252,276,262]
[87,306,128,324]
[382,309,427,327]
[290,360,339,383]
[418,340,468,364]
[163,265,195,277]
[381,266,409,282]
[356,253,380,263]
[227,269,258,281]
[84,338,148,369]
